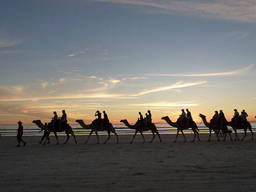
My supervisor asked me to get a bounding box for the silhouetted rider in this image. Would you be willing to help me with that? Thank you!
[241,110,248,120]
[233,109,239,118]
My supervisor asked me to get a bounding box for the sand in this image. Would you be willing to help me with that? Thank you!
[0,133,256,192]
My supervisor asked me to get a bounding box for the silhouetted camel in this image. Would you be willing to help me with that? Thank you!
[76,119,118,144]
[199,114,221,141]
[161,116,200,142]
[199,114,233,142]
[120,119,162,144]
[227,117,253,141]
[32,120,77,144]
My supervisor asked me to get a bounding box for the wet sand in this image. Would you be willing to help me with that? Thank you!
[0,134,255,192]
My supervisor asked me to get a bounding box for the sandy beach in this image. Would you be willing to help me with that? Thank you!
[0,134,256,192]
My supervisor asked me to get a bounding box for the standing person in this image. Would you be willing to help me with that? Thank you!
[16,121,26,147]
[211,111,219,123]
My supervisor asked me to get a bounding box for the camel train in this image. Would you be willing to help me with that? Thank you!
[32,109,254,145]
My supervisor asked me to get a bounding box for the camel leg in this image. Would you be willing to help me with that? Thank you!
[208,129,212,142]
[197,131,200,141]
[39,134,45,144]
[249,127,254,141]
[174,130,180,143]
[216,130,220,142]
[130,130,138,144]
[223,133,227,142]
[149,131,155,143]
[85,130,94,144]
[113,131,119,144]
[47,133,50,144]
[181,130,187,142]
[241,129,247,141]
[104,131,111,144]
[191,130,196,142]
[140,132,145,143]
[229,133,233,141]
[95,131,100,144]
[64,133,70,144]
[156,131,162,143]
[234,129,239,141]
[71,132,77,144]
[54,132,59,145]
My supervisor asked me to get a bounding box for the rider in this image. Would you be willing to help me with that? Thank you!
[95,110,102,128]
[147,110,152,125]
[103,111,109,124]
[212,111,219,120]
[219,110,228,126]
[233,109,239,119]
[52,111,58,129]
[61,110,67,123]
[186,109,192,126]
[52,111,58,121]
[59,110,67,130]
[95,110,102,120]
[138,112,145,127]
[241,109,248,120]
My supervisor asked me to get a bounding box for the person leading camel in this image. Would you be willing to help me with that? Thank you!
[16,121,26,147]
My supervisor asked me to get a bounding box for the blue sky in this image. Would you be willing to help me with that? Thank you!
[0,0,256,124]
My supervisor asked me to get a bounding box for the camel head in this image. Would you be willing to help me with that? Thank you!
[32,120,44,130]
[120,119,127,123]
[161,116,169,120]
[199,114,206,119]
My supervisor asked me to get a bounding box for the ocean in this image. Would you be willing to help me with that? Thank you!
[1,122,256,136]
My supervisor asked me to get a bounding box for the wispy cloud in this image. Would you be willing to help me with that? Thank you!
[0,79,206,102]
[130,102,198,107]
[150,64,254,77]
[0,38,23,48]
[98,0,256,23]
[132,81,206,96]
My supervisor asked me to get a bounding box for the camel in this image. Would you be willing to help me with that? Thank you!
[120,119,162,144]
[227,117,253,141]
[76,119,118,144]
[32,120,77,144]
[199,114,233,142]
[199,114,223,141]
[161,116,200,142]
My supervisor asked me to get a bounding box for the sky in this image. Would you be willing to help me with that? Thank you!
[0,0,256,124]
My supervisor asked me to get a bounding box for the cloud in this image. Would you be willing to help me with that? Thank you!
[150,64,254,77]
[0,80,206,102]
[58,78,65,84]
[97,0,256,23]
[0,38,23,48]
[133,81,206,96]
[130,102,198,107]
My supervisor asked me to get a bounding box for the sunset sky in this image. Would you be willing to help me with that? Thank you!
[0,0,256,124]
